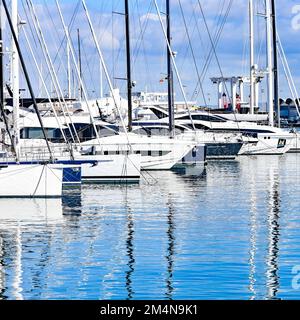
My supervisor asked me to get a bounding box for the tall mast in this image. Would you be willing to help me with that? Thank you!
[125,0,132,132]
[99,58,103,98]
[0,1,13,147]
[166,0,174,137]
[249,0,255,114]
[77,28,83,101]
[3,0,53,161]
[67,31,71,98]
[11,0,20,160]
[271,0,279,127]
[266,0,274,127]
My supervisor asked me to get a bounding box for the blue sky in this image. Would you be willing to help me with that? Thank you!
[4,0,300,106]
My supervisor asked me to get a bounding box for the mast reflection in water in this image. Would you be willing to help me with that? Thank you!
[249,172,258,300]
[125,194,135,300]
[266,165,281,300]
[165,195,176,300]
[0,155,299,299]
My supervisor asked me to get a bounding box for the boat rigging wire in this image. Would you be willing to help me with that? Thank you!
[2,0,54,162]
[32,163,46,197]
[118,0,154,94]
[80,0,134,152]
[154,0,197,132]
[192,0,233,104]
[21,23,71,150]
[277,33,300,118]
[178,0,208,107]
[24,0,81,145]
[41,0,81,86]
[181,0,225,76]
[81,39,98,99]
[56,0,107,152]
[190,0,233,104]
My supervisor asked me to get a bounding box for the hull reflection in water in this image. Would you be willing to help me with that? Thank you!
[0,199,63,223]
[171,163,206,177]
[0,155,300,299]
[0,198,64,300]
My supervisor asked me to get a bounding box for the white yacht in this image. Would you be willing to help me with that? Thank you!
[134,107,293,155]
[80,133,201,170]
[132,106,244,159]
[131,120,243,160]
[172,112,293,155]
[0,111,141,184]
[1,110,198,172]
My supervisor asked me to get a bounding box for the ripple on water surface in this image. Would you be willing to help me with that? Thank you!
[0,154,300,299]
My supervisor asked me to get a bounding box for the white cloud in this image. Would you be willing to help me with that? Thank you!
[140,13,160,23]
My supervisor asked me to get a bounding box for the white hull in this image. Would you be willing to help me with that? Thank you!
[287,132,300,153]
[217,113,268,123]
[178,130,242,144]
[139,142,194,170]
[239,134,292,155]
[0,164,63,198]
[4,140,142,183]
[77,154,141,182]
[18,135,191,172]
[164,112,294,155]
[81,134,195,170]
[4,114,195,171]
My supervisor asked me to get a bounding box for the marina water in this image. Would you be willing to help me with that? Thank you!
[0,153,300,300]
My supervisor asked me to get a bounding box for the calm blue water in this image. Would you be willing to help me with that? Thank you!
[0,154,300,300]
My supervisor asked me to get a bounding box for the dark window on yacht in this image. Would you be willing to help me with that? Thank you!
[149,128,162,136]
[133,128,152,136]
[179,123,193,130]
[146,127,169,136]
[133,126,184,136]
[64,123,95,142]
[176,123,209,130]
[194,124,210,130]
[211,128,273,135]
[177,114,227,122]
[97,125,119,137]
[21,127,62,141]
